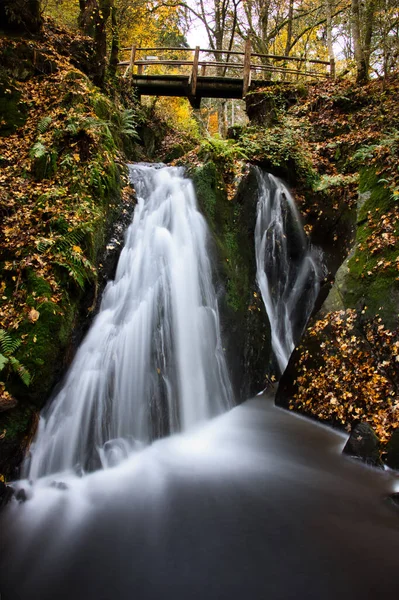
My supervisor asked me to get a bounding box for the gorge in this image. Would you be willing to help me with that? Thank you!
[1,163,399,599]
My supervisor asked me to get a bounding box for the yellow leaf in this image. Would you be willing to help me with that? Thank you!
[73,153,80,162]
[72,245,82,254]
[28,308,40,323]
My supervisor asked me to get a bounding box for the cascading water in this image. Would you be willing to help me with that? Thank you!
[3,166,399,600]
[25,165,232,479]
[255,170,322,375]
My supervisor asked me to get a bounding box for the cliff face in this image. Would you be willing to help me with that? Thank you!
[191,159,272,400]
[242,78,399,458]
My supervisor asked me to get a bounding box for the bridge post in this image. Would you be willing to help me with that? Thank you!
[243,39,252,97]
[190,46,200,96]
[126,45,136,79]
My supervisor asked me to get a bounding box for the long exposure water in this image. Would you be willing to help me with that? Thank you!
[255,170,322,374]
[1,398,399,599]
[25,165,232,478]
[1,165,398,600]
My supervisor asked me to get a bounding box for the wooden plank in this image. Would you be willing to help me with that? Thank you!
[189,46,200,96]
[199,48,244,56]
[124,46,195,52]
[199,61,244,68]
[123,45,136,78]
[251,51,330,66]
[242,39,251,97]
[251,65,329,78]
[135,59,193,66]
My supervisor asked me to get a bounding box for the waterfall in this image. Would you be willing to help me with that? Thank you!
[255,170,322,375]
[26,165,232,479]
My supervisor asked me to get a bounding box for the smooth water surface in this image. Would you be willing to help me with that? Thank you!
[1,397,399,600]
[25,165,232,478]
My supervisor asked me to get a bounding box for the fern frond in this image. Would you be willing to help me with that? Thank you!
[29,141,47,160]
[0,354,9,371]
[0,330,21,355]
[9,357,31,386]
[38,116,52,134]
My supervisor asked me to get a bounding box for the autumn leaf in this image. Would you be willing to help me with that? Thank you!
[28,308,40,323]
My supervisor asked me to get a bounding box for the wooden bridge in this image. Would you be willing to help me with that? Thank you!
[118,41,334,107]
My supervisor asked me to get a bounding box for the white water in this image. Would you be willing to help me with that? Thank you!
[2,166,399,600]
[255,170,322,374]
[25,165,232,479]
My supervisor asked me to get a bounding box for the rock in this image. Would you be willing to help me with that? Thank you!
[0,390,18,413]
[0,480,14,508]
[50,480,68,491]
[15,488,28,503]
[342,422,383,468]
[385,429,399,471]
[385,493,399,510]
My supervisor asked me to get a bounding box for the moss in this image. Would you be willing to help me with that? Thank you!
[0,70,28,136]
[0,402,34,442]
[191,162,250,314]
[344,167,399,325]
[357,168,395,221]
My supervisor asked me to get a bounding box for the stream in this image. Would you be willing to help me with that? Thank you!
[1,165,398,599]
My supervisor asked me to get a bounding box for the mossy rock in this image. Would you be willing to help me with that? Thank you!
[192,162,272,398]
[343,167,399,326]
[385,430,399,470]
[0,402,37,479]
[0,70,28,136]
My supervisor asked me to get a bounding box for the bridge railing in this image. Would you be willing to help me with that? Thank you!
[118,43,334,92]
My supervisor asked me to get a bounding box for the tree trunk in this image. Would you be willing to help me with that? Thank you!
[79,0,113,88]
[325,0,335,74]
[351,0,376,83]
[0,0,42,35]
[109,3,119,79]
[218,99,227,138]
[351,0,364,81]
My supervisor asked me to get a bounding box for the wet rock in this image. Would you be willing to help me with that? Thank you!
[385,493,399,510]
[0,480,14,508]
[385,429,399,471]
[343,422,383,468]
[50,481,69,491]
[15,488,28,503]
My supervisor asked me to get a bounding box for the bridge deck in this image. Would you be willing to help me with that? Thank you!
[133,75,245,101]
[119,43,334,107]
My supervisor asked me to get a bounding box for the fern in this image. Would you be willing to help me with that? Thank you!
[9,357,31,386]
[38,116,52,134]
[0,329,21,355]
[0,354,8,371]
[29,141,47,160]
[0,330,30,387]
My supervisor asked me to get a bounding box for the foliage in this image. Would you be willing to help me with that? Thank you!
[289,309,399,443]
[0,329,30,386]
[0,30,137,410]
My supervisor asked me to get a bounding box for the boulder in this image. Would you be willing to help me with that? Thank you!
[385,429,399,471]
[342,422,383,468]
[0,480,14,508]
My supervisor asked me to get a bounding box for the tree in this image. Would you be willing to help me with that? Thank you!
[351,0,377,82]
[78,0,115,86]
[0,0,43,34]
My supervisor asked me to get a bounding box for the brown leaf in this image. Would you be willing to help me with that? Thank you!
[28,308,40,323]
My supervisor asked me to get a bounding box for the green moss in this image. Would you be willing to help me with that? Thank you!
[344,167,399,325]
[0,402,34,442]
[358,168,395,221]
[192,162,251,314]
[0,70,28,136]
